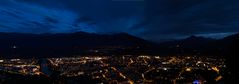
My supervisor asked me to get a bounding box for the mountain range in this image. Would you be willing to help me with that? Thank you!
[0,32,152,58]
[157,33,239,56]
[0,32,238,58]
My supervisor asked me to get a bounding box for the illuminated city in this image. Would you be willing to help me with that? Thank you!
[0,55,226,84]
[0,59,40,75]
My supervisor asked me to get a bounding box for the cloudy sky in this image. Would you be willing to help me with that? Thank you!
[0,0,239,42]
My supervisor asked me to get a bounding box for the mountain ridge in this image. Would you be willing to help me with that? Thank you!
[0,32,152,58]
[0,32,238,58]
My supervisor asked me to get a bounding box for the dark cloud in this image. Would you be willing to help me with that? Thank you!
[74,16,96,25]
[16,0,144,18]
[7,1,145,35]
[19,21,53,33]
[44,16,59,24]
[0,0,239,42]
[16,0,145,33]
[1,9,23,19]
[0,0,81,33]
[137,0,239,41]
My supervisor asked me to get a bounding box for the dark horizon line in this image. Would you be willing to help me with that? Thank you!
[0,31,238,43]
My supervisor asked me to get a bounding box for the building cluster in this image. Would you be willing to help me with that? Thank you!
[0,55,226,83]
[48,55,226,84]
[0,58,41,75]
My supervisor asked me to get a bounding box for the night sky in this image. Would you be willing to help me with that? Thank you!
[0,0,239,42]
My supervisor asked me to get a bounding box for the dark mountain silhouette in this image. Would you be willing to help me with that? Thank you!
[221,33,239,83]
[0,32,238,58]
[0,32,152,58]
[157,33,239,56]
[156,35,216,56]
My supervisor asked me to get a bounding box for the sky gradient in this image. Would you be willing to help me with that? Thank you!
[0,0,239,42]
